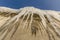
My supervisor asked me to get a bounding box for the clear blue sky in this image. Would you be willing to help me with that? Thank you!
[0,0,60,11]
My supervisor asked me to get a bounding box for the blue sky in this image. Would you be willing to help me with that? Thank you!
[0,0,60,11]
